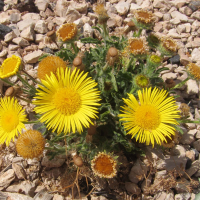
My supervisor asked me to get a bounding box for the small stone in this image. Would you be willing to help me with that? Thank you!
[185,160,200,178]
[173,0,186,8]
[125,182,141,195]
[175,193,191,200]
[65,7,81,23]
[154,191,174,200]
[193,139,200,152]
[171,11,188,22]
[3,192,33,200]
[10,13,21,23]
[35,34,44,43]
[171,145,186,157]
[53,194,64,200]
[168,54,180,65]
[0,169,15,188]
[0,49,8,57]
[83,23,93,38]
[12,37,29,47]
[17,19,36,32]
[34,188,53,200]
[130,3,141,13]
[23,50,44,64]
[107,14,122,27]
[191,11,200,20]
[162,72,178,82]
[185,150,195,162]
[115,1,130,15]
[34,20,48,34]
[41,155,65,168]
[20,25,35,41]
[12,163,26,180]
[189,1,200,12]
[179,6,193,16]
[53,17,66,26]
[186,79,199,95]
[0,24,12,40]
[191,48,200,62]
[35,0,48,11]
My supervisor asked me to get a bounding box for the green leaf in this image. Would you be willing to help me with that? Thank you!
[171,77,189,90]
[81,37,101,44]
[92,26,102,34]
[110,73,118,92]
[194,193,200,200]
[155,67,169,74]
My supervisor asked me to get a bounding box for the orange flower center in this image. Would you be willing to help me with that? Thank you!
[94,155,115,176]
[130,40,144,51]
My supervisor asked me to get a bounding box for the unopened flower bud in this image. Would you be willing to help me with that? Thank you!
[72,57,85,72]
[106,47,119,66]
[88,123,97,135]
[165,78,175,89]
[73,155,83,167]
[5,87,14,97]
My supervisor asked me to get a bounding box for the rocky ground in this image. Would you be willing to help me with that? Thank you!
[0,0,200,199]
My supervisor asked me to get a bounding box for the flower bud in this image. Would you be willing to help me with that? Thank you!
[88,123,97,135]
[72,57,85,72]
[106,47,119,66]
[5,87,14,97]
[73,155,83,167]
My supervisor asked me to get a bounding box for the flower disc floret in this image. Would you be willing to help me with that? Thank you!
[34,67,101,134]
[37,56,67,81]
[0,55,21,79]
[119,87,180,146]
[56,23,78,42]
[128,37,149,56]
[135,74,149,88]
[16,130,45,159]
[161,37,177,52]
[0,97,27,146]
[187,62,200,81]
[91,152,117,178]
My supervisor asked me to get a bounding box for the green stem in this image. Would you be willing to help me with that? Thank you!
[17,73,36,92]
[102,23,109,40]
[71,42,78,54]
[22,69,41,85]
[137,29,142,37]
[0,78,14,86]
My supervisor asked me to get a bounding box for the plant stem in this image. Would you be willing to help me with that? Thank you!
[23,120,40,124]
[137,29,142,37]
[17,73,36,92]
[102,23,109,40]
[22,69,41,84]
[0,78,14,86]
[71,42,78,54]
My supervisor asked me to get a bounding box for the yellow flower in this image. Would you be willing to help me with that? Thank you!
[37,55,67,81]
[0,97,27,146]
[119,87,180,147]
[91,152,117,178]
[187,62,200,81]
[34,67,101,134]
[135,74,149,88]
[16,130,45,159]
[128,37,149,56]
[0,55,21,79]
[56,23,78,42]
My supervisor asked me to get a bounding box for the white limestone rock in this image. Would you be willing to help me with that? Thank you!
[4,31,17,42]
[20,25,35,41]
[115,1,130,15]
[65,7,81,23]
[0,169,15,188]
[17,19,36,32]
[191,11,200,20]
[12,37,30,47]
[35,0,49,11]
[53,17,66,25]
[186,79,199,95]
[171,11,188,22]
[34,20,48,34]
[83,23,93,38]
[23,50,44,64]
[0,49,8,57]
[10,13,21,23]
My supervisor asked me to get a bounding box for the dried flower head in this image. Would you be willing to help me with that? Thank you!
[95,4,109,24]
[162,132,179,148]
[91,152,117,178]
[16,130,45,159]
[37,56,67,81]
[0,55,21,79]
[160,37,177,55]
[128,37,149,56]
[56,23,78,42]
[179,103,190,117]
[187,62,200,81]
[0,97,27,146]
[135,74,149,88]
[133,9,155,29]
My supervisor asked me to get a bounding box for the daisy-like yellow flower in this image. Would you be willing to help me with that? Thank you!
[56,23,78,42]
[37,55,67,81]
[119,87,180,147]
[159,37,177,55]
[128,37,149,56]
[0,97,27,146]
[187,62,200,81]
[91,152,117,178]
[0,55,21,79]
[34,67,101,134]
[16,130,45,159]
